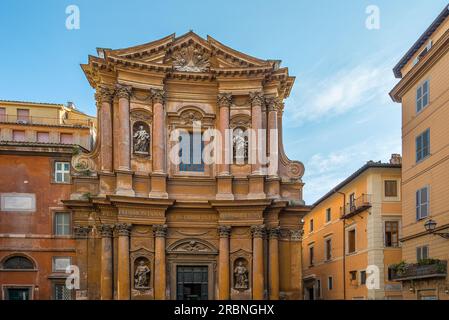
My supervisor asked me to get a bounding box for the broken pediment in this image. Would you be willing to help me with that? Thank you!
[167,238,218,255]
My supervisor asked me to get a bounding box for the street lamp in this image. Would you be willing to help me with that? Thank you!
[424,219,449,239]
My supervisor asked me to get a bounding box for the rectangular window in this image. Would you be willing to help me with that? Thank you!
[326,208,331,223]
[54,283,72,300]
[179,132,205,172]
[385,221,399,247]
[54,212,71,236]
[360,271,367,285]
[416,129,430,162]
[325,238,332,261]
[37,132,50,143]
[349,270,357,281]
[54,161,70,183]
[60,133,73,144]
[348,229,356,253]
[416,186,429,220]
[416,245,429,261]
[416,80,430,113]
[328,277,333,290]
[17,109,30,123]
[385,180,398,197]
[13,130,26,142]
[309,246,314,266]
[310,219,314,232]
[0,107,5,122]
[52,257,71,272]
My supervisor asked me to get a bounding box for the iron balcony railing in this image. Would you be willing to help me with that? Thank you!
[0,114,92,127]
[390,260,447,281]
[341,193,372,218]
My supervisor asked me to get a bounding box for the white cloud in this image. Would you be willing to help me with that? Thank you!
[286,61,397,125]
[303,136,401,204]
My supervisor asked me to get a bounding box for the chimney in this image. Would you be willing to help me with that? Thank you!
[389,154,402,165]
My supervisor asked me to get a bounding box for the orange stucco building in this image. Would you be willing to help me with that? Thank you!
[302,156,403,300]
[390,4,449,300]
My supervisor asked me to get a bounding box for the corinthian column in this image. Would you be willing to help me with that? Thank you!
[151,89,166,174]
[251,225,265,300]
[149,89,168,199]
[218,225,231,300]
[115,85,132,171]
[116,223,131,300]
[95,86,114,172]
[249,92,264,175]
[217,93,232,175]
[290,229,303,300]
[99,224,114,300]
[268,227,280,300]
[153,224,167,300]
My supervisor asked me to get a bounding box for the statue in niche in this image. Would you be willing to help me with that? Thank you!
[233,128,248,164]
[133,122,150,155]
[134,259,151,289]
[234,260,249,290]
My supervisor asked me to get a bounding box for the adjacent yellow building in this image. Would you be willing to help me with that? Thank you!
[0,100,96,151]
[302,155,403,300]
[390,5,449,300]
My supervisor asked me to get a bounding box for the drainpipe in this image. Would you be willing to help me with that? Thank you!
[334,189,346,300]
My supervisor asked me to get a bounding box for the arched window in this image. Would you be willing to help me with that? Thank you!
[2,256,35,270]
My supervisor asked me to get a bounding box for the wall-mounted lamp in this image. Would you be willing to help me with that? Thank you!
[424,219,449,239]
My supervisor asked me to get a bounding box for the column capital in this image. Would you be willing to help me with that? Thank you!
[217,93,233,108]
[268,227,281,239]
[251,224,266,238]
[95,86,115,104]
[74,226,90,239]
[266,97,282,112]
[98,224,114,237]
[290,229,303,241]
[151,88,166,105]
[115,84,132,99]
[218,225,231,238]
[153,224,168,237]
[115,223,132,236]
[249,91,265,107]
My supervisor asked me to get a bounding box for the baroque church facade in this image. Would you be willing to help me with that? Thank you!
[65,32,307,300]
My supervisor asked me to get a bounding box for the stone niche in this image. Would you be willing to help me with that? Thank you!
[130,248,154,300]
[230,249,252,300]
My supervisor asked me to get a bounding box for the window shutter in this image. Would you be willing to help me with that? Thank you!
[416,189,421,220]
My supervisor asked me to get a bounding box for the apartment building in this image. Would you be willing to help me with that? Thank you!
[390,4,449,300]
[302,155,403,300]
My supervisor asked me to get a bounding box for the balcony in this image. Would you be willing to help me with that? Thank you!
[0,115,91,127]
[341,194,372,218]
[390,260,447,281]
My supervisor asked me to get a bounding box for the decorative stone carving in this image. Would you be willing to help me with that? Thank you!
[74,226,90,238]
[287,161,305,180]
[172,45,210,72]
[98,224,114,237]
[265,97,282,112]
[251,225,266,238]
[150,89,165,105]
[116,85,132,99]
[71,153,96,173]
[233,258,249,291]
[166,238,218,254]
[218,225,231,238]
[116,223,132,236]
[134,258,151,289]
[180,110,203,125]
[95,86,114,104]
[290,229,303,241]
[130,111,152,122]
[153,224,168,237]
[133,122,150,155]
[249,92,265,107]
[268,227,280,239]
[217,93,233,108]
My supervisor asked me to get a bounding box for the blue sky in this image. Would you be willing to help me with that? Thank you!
[1,0,448,204]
